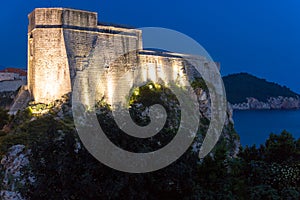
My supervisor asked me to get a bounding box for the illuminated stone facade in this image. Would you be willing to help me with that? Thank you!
[28,8,218,105]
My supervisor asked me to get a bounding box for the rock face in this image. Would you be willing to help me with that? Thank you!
[189,87,239,157]
[0,145,33,200]
[231,96,300,110]
[8,86,31,115]
[0,83,240,199]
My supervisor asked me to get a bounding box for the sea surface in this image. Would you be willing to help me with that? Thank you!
[233,109,300,146]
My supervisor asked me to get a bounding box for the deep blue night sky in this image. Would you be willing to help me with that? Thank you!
[0,0,299,93]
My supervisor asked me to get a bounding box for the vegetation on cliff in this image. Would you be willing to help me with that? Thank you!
[0,91,17,109]
[0,108,9,131]
[0,81,299,199]
[223,73,299,104]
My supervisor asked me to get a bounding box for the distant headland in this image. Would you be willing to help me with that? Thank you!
[223,73,300,110]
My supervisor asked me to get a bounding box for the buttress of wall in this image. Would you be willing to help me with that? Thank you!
[64,26,142,107]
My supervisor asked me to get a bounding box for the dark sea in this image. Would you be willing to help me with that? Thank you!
[233,110,300,146]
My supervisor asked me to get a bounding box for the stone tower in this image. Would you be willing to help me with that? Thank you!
[28,8,142,103]
[28,8,74,103]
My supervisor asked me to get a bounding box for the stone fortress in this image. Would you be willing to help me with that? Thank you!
[24,8,219,108]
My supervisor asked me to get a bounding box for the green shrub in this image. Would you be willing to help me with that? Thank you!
[250,185,279,200]
[0,108,9,129]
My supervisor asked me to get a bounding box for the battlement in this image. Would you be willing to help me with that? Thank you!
[28,8,98,32]
[28,8,141,39]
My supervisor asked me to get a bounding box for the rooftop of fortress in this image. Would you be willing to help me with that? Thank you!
[28,8,141,35]
[27,7,217,63]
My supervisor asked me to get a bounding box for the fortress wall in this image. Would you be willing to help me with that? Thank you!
[0,80,25,92]
[63,30,98,79]
[62,22,142,106]
[62,9,97,28]
[97,25,143,50]
[96,52,205,107]
[70,32,141,106]
[28,8,217,106]
[137,54,187,85]
[88,53,189,107]
[28,27,71,103]
[0,73,16,82]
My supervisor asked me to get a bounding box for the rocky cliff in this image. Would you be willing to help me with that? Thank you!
[223,73,299,110]
[231,96,300,110]
[0,80,240,199]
